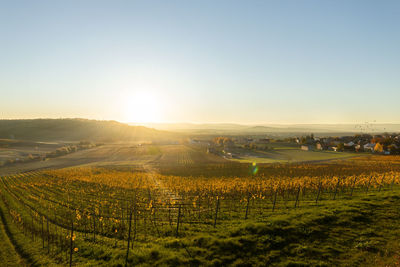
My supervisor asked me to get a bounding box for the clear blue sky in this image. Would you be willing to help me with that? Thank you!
[1,0,399,124]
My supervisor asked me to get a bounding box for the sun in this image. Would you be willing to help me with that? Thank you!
[122,91,162,123]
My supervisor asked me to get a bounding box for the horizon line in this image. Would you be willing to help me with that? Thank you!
[1,117,400,125]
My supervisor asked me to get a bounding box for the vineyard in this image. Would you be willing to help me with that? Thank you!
[1,156,400,266]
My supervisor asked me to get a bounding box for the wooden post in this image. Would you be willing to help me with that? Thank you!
[41,216,44,249]
[84,215,87,238]
[213,197,220,228]
[92,214,96,242]
[46,216,50,254]
[333,178,340,200]
[168,206,172,226]
[132,199,137,248]
[272,189,278,212]
[245,193,251,219]
[315,182,322,204]
[144,212,147,241]
[366,176,373,193]
[152,206,161,237]
[31,212,34,241]
[125,207,133,267]
[132,196,137,247]
[391,176,395,190]
[198,198,201,220]
[350,177,357,197]
[378,175,385,192]
[294,186,301,208]
[176,204,181,237]
[69,216,74,267]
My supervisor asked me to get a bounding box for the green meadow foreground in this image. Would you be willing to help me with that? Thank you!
[0,143,400,266]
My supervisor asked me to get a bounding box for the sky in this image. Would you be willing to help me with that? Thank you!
[1,0,399,124]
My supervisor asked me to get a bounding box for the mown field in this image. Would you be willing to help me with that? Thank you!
[228,142,355,164]
[1,152,400,266]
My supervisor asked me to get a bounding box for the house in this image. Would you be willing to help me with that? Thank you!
[301,145,313,151]
[344,141,355,151]
[363,143,375,152]
[316,143,323,150]
[344,141,355,147]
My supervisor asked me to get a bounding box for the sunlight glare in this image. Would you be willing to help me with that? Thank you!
[122,91,162,123]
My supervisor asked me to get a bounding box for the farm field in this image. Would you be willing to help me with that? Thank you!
[0,142,359,176]
[0,139,66,166]
[226,142,356,164]
[1,154,400,266]
[0,144,215,177]
[232,150,355,164]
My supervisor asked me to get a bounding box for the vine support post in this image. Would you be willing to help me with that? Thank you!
[132,193,137,248]
[350,177,357,197]
[333,178,340,200]
[92,213,96,243]
[176,204,182,237]
[245,193,251,219]
[316,182,322,204]
[30,212,34,241]
[366,176,373,193]
[391,176,395,190]
[214,196,220,228]
[125,206,133,267]
[46,215,50,254]
[69,212,74,267]
[294,186,301,208]
[41,215,44,249]
[378,175,385,192]
[272,189,278,212]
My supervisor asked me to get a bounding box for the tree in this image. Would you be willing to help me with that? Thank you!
[374,143,383,153]
[336,143,344,152]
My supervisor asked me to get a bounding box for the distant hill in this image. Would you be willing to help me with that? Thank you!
[0,119,174,142]
[135,122,400,136]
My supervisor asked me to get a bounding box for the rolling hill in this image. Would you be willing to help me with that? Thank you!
[0,119,175,142]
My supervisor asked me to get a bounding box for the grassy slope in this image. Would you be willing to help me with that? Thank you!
[2,187,399,266]
[0,211,25,266]
[0,199,59,266]
[125,190,400,267]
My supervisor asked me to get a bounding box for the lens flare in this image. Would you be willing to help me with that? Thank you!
[250,162,258,175]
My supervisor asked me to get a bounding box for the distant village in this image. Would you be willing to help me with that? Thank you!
[189,133,400,157]
[294,133,400,155]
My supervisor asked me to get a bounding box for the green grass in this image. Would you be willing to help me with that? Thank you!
[0,209,25,266]
[124,189,400,266]
[232,149,355,164]
[2,183,400,266]
[132,190,400,267]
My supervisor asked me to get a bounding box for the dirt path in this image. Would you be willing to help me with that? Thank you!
[143,162,180,202]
